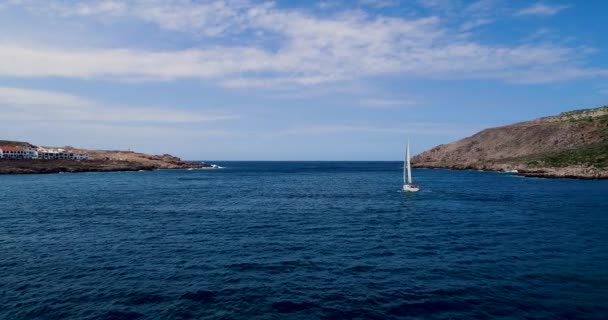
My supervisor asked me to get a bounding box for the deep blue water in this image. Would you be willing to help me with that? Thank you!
[1,162,607,320]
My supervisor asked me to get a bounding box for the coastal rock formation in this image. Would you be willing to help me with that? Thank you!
[412,106,608,179]
[81,149,205,170]
[0,143,209,174]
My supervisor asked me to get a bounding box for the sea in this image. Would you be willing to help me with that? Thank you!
[1,161,607,320]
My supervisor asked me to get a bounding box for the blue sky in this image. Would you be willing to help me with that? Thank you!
[0,0,606,160]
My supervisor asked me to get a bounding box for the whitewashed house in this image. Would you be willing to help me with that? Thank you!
[1,146,21,159]
[71,151,90,160]
[37,147,59,159]
[0,146,37,159]
[0,145,89,161]
[25,147,38,159]
[36,147,89,160]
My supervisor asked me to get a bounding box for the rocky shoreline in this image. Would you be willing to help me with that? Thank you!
[0,156,210,175]
[413,163,608,180]
[0,159,210,175]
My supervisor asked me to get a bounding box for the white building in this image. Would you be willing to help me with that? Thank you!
[0,146,37,159]
[0,145,89,161]
[36,147,61,160]
[25,147,38,159]
[36,147,89,160]
[71,152,90,160]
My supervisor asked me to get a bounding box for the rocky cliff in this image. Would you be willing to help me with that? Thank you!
[412,106,608,179]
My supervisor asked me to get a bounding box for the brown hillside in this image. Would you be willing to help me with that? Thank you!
[412,106,608,179]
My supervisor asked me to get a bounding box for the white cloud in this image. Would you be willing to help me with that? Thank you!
[0,86,236,123]
[0,0,603,87]
[458,0,502,30]
[10,0,255,37]
[0,44,275,80]
[67,1,127,17]
[0,86,90,108]
[460,17,493,31]
[1,38,601,86]
[517,3,570,16]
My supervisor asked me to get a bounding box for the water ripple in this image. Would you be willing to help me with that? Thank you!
[1,162,607,319]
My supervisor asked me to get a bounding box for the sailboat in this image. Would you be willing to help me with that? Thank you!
[403,140,420,192]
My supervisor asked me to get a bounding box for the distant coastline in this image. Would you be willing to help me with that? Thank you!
[0,159,209,175]
[413,106,608,180]
[0,140,209,175]
[413,164,608,180]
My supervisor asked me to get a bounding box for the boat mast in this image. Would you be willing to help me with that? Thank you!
[406,140,413,184]
[403,144,407,185]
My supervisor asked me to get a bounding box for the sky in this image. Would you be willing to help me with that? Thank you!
[0,0,607,160]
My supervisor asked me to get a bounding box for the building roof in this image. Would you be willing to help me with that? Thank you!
[0,145,24,151]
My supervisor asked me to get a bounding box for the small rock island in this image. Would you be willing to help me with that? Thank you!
[0,140,210,174]
[412,105,608,179]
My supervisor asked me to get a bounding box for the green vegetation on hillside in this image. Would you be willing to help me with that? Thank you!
[559,105,608,117]
[598,114,608,125]
[532,142,608,168]
[567,116,594,123]
[554,105,608,123]
[565,113,608,124]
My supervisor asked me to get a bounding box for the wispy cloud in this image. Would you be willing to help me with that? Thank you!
[459,0,503,31]
[9,0,251,37]
[1,37,603,86]
[517,3,570,16]
[0,86,236,123]
[0,44,274,81]
[0,0,603,87]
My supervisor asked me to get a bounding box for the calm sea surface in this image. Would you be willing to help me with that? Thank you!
[1,162,607,319]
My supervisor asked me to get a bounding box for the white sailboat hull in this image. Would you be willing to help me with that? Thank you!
[403,184,420,192]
